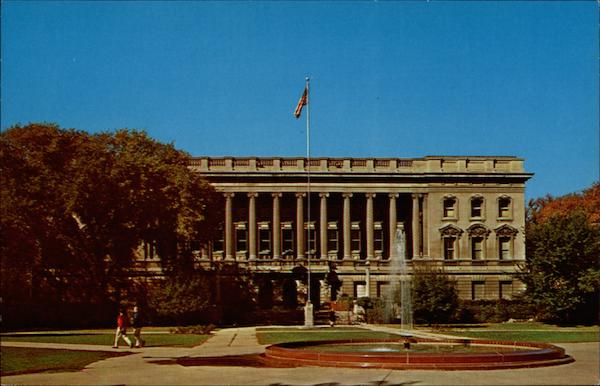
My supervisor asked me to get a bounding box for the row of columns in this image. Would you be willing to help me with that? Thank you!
[222,192,426,261]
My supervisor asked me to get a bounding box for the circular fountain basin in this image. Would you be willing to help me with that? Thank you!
[264,337,573,370]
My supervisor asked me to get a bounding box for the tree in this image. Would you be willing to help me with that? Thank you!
[411,265,459,325]
[522,205,599,323]
[147,269,214,325]
[0,123,222,325]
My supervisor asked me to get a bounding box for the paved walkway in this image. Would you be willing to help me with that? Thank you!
[2,325,598,385]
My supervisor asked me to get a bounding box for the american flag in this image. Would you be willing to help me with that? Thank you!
[294,87,308,118]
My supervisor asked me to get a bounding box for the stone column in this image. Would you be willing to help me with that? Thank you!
[319,193,329,259]
[224,192,235,260]
[366,193,375,260]
[248,192,258,260]
[296,193,305,259]
[422,193,429,257]
[412,193,421,258]
[343,193,353,260]
[272,193,282,259]
[388,193,398,260]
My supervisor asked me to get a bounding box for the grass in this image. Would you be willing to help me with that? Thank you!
[1,333,211,347]
[426,322,600,343]
[1,346,129,376]
[256,327,401,345]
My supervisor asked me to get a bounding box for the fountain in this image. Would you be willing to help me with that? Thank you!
[262,222,573,370]
[385,224,412,331]
[264,338,573,370]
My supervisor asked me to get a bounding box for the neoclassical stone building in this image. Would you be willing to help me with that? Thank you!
[187,156,532,304]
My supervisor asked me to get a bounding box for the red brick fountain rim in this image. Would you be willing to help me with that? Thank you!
[264,337,573,370]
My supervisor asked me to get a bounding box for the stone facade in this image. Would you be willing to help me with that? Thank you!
[186,156,532,303]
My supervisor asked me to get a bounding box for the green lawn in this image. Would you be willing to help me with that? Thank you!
[438,329,599,343]
[256,327,401,345]
[1,347,129,376]
[426,323,600,343]
[1,333,211,347]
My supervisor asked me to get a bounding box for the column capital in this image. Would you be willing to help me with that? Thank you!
[342,192,353,199]
[388,193,399,199]
[365,193,376,199]
[271,192,283,198]
[223,192,235,198]
[247,192,259,198]
[295,192,307,198]
[411,193,423,199]
[319,192,330,198]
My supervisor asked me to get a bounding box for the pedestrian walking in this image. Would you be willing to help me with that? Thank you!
[113,308,133,348]
[131,305,145,348]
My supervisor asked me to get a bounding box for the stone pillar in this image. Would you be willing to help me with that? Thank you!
[343,193,353,260]
[248,192,258,260]
[388,193,398,260]
[422,193,429,257]
[319,193,329,259]
[366,193,375,260]
[296,193,305,259]
[412,193,421,258]
[224,192,234,260]
[272,193,282,259]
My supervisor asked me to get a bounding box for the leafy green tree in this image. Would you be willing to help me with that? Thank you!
[411,265,459,325]
[1,123,222,324]
[147,269,214,325]
[522,209,599,323]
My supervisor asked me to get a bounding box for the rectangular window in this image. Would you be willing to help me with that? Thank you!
[305,222,316,256]
[235,224,247,252]
[471,198,483,218]
[351,222,361,252]
[472,281,485,300]
[444,238,455,260]
[327,229,338,252]
[281,223,294,256]
[213,231,224,253]
[500,281,513,299]
[499,237,511,259]
[471,237,483,260]
[443,198,456,218]
[258,223,271,256]
[498,198,511,218]
[374,222,384,252]
[354,281,367,298]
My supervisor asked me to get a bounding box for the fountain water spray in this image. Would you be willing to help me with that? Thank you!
[385,224,413,331]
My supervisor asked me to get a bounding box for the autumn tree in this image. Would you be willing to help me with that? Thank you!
[522,184,600,323]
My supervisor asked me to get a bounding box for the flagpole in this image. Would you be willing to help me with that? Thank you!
[305,76,313,327]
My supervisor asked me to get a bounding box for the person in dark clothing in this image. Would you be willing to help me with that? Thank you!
[131,305,145,348]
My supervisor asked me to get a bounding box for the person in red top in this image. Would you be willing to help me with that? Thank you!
[113,308,133,348]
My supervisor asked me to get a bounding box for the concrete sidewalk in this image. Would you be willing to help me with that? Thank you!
[2,326,598,385]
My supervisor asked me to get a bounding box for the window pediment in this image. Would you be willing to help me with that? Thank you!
[494,224,518,236]
[467,223,490,238]
[440,224,463,237]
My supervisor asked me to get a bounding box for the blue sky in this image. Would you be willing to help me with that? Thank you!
[1,1,598,200]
